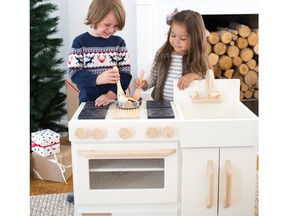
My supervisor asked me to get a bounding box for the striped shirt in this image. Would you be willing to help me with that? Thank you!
[163,54,183,100]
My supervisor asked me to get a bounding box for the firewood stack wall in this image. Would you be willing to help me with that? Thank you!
[206,22,259,100]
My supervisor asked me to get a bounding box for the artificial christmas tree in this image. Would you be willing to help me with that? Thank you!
[30,0,67,133]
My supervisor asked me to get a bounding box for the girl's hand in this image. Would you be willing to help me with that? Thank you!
[134,78,148,89]
[177,73,202,90]
[96,67,120,85]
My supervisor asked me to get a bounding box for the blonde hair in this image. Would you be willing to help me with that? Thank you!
[85,0,126,30]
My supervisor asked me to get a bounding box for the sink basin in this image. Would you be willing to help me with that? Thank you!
[173,79,258,148]
[175,101,256,119]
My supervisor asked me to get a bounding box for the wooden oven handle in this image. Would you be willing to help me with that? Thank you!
[77,148,176,159]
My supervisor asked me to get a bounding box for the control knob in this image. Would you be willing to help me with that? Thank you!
[146,127,158,139]
[91,127,104,139]
[119,127,132,139]
[162,126,174,138]
[74,127,88,139]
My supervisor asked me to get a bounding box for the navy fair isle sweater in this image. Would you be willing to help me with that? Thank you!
[67,32,132,103]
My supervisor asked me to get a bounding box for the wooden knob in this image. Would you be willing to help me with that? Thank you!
[91,127,104,139]
[162,126,174,138]
[119,127,132,139]
[146,127,158,138]
[74,127,88,139]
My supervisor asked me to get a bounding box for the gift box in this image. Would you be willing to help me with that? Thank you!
[31,129,60,157]
[32,144,72,183]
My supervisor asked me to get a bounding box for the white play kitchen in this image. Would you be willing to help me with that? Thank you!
[68,71,258,216]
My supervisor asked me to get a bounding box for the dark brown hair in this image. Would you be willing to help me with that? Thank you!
[153,9,211,78]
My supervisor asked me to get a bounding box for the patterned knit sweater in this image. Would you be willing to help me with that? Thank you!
[67,32,132,103]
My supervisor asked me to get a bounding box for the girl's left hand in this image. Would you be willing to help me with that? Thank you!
[177,73,201,90]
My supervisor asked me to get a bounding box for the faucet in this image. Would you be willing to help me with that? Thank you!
[205,69,220,99]
[190,69,221,103]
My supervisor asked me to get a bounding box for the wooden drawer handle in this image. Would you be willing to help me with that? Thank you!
[206,160,214,208]
[224,160,232,208]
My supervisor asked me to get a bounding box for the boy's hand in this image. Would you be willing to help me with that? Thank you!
[96,67,120,85]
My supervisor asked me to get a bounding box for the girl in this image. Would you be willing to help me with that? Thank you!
[68,0,132,107]
[134,9,211,101]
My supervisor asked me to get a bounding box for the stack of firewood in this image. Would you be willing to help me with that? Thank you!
[206,22,259,100]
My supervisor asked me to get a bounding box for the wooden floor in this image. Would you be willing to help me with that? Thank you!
[30,136,74,196]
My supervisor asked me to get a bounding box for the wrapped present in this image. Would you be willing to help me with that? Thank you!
[32,145,72,183]
[31,129,60,157]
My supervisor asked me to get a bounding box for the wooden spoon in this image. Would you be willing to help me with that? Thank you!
[133,70,145,101]
[114,66,128,103]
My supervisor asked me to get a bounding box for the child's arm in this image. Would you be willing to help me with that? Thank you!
[177,72,203,90]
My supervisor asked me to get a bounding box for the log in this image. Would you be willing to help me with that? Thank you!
[213,42,227,55]
[229,22,251,37]
[206,42,212,54]
[208,53,219,66]
[253,90,259,99]
[253,44,259,55]
[219,55,233,70]
[232,34,238,41]
[240,91,245,100]
[213,65,222,78]
[247,59,257,69]
[240,47,254,62]
[219,30,233,44]
[244,89,254,99]
[237,63,249,75]
[224,69,234,79]
[247,31,258,46]
[236,37,248,49]
[232,71,243,81]
[244,70,258,86]
[232,56,243,67]
[241,82,249,92]
[227,45,240,58]
[208,32,220,45]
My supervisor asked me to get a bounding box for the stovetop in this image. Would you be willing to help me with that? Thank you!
[77,100,175,120]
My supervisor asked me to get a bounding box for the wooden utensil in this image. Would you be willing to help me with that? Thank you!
[133,70,145,101]
[114,66,128,103]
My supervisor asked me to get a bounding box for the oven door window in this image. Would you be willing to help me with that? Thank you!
[89,159,164,189]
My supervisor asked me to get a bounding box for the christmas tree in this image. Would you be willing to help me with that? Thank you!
[30,0,67,133]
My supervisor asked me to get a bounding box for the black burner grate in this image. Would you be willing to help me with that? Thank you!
[146,101,174,119]
[78,101,109,119]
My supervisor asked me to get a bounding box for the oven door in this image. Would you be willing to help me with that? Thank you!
[72,142,178,205]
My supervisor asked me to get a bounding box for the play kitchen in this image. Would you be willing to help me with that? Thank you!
[68,70,258,216]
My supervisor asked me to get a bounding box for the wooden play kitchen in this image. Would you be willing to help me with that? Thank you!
[68,70,258,216]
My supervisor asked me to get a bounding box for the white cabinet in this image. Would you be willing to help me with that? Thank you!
[181,147,257,216]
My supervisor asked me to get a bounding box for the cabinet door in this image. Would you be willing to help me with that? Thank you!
[181,148,219,216]
[181,147,257,216]
[218,147,257,216]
